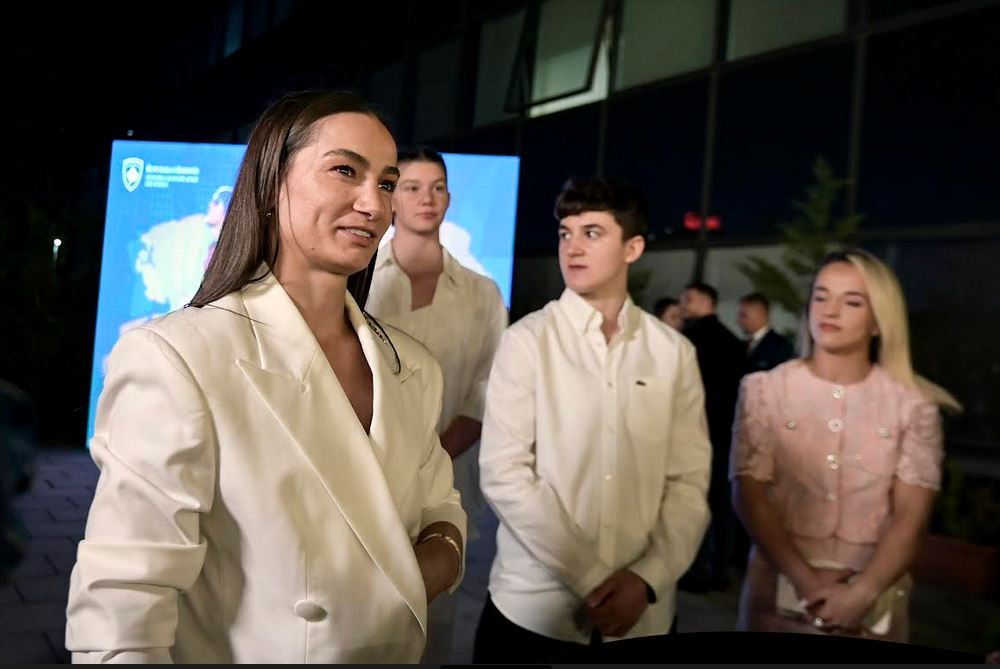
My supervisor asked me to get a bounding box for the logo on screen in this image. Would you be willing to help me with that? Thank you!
[122,157,144,192]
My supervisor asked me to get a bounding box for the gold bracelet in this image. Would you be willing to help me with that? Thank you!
[419,532,463,582]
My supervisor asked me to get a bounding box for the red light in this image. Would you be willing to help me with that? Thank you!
[683,212,701,230]
[706,215,721,231]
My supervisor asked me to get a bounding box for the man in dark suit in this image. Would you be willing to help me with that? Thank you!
[737,292,795,375]
[678,282,744,591]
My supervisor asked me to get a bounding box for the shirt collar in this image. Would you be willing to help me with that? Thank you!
[439,247,461,286]
[374,240,395,271]
[750,324,771,344]
[558,288,636,336]
[375,240,460,286]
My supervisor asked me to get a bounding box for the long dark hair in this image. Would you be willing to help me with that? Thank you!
[189,90,392,308]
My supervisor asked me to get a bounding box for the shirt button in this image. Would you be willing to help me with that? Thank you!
[826,454,840,470]
[604,473,612,481]
[294,600,327,622]
[878,427,891,438]
[828,418,843,433]
[825,492,837,502]
[606,381,614,388]
[785,420,797,430]
[833,386,844,399]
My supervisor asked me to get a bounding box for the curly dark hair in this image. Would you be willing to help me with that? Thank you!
[553,177,648,240]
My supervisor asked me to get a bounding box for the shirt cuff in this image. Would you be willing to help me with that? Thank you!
[72,648,173,664]
[570,559,616,600]
[629,551,672,603]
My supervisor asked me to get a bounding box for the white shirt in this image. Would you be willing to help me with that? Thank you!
[747,324,771,354]
[367,244,508,520]
[480,289,712,644]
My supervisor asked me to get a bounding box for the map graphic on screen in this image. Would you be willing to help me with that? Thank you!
[88,140,519,441]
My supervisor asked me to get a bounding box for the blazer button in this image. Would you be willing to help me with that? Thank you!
[294,600,327,622]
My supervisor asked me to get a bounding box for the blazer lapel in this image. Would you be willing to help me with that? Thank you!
[347,301,419,498]
[234,271,428,633]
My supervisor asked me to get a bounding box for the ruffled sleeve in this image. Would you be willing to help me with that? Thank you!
[729,372,774,482]
[896,399,944,489]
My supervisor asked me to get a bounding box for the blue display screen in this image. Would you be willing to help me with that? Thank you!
[88,140,519,441]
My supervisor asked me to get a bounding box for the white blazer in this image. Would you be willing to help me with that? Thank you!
[66,271,466,663]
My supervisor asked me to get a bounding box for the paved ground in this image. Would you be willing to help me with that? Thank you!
[1,447,996,663]
[2,448,96,664]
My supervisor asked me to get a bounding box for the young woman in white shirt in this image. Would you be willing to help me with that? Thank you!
[365,146,507,663]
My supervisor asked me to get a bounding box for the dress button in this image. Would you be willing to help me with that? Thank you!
[294,600,327,622]
[785,420,797,430]
[832,386,844,399]
[828,418,843,433]
[878,427,891,438]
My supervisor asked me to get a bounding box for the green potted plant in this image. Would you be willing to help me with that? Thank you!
[737,156,863,333]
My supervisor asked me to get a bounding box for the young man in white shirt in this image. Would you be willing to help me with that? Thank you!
[475,178,712,663]
[366,147,507,664]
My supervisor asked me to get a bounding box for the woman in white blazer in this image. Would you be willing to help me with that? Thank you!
[66,91,466,663]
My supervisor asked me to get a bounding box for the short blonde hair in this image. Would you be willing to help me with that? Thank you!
[799,247,962,412]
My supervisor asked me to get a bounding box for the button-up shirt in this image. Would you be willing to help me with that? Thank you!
[746,325,770,354]
[730,360,943,570]
[367,244,507,520]
[480,289,711,643]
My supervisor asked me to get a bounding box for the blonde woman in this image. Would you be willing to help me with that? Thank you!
[730,247,960,641]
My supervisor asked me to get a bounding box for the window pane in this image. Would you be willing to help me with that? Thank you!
[450,124,518,156]
[529,18,610,118]
[871,239,1000,453]
[712,46,853,237]
[272,0,294,25]
[244,0,269,40]
[860,7,1000,226]
[531,0,604,103]
[368,61,405,135]
[869,0,963,21]
[223,0,245,57]
[414,39,461,141]
[615,0,715,90]
[727,0,845,61]
[517,104,601,254]
[475,9,528,127]
[604,79,708,241]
